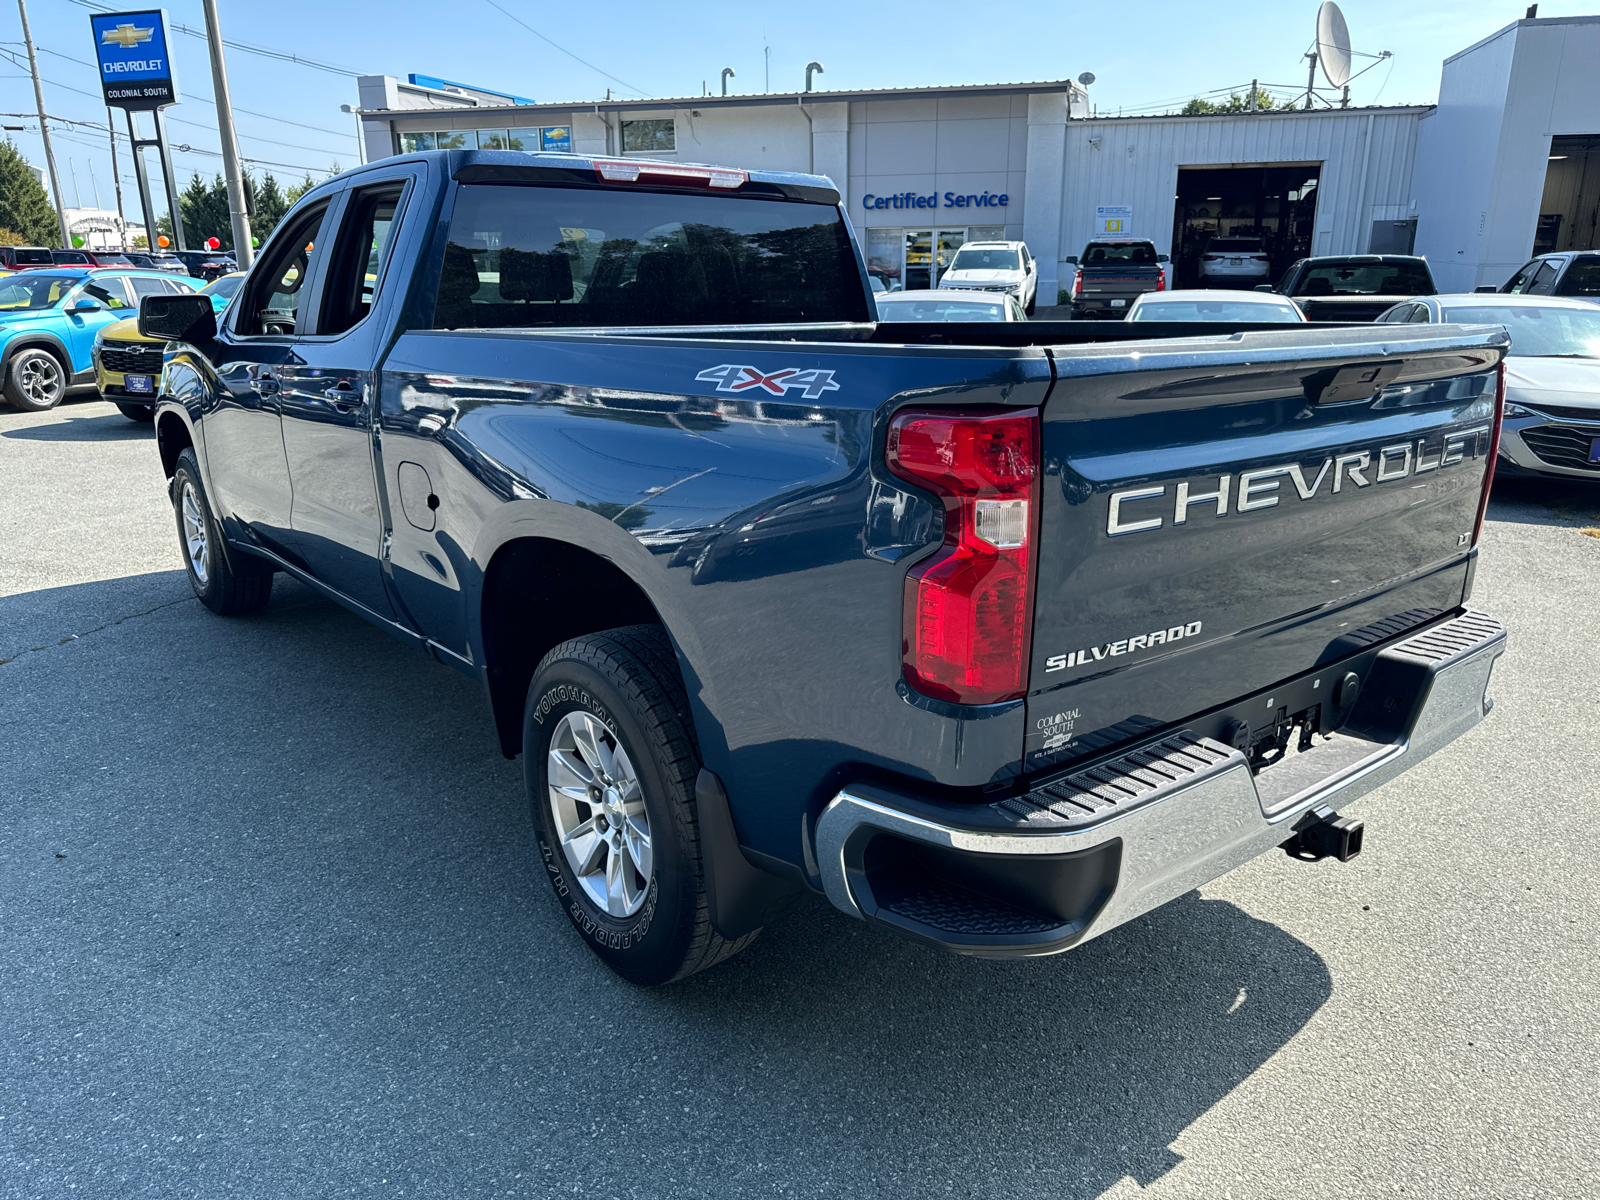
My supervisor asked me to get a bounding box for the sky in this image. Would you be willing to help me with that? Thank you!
[3,0,1595,234]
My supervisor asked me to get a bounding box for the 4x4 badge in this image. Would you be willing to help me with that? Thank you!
[695,364,840,400]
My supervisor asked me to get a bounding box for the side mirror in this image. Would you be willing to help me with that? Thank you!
[1063,255,1078,265]
[67,299,101,313]
[1254,284,1275,293]
[1473,285,1499,293]
[139,293,217,342]
[1157,253,1170,262]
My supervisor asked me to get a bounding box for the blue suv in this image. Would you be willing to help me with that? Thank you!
[0,268,203,412]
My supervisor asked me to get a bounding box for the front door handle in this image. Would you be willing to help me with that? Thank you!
[323,382,362,412]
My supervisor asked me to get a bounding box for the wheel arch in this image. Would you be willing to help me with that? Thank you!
[155,405,195,478]
[1,334,72,385]
[478,535,686,759]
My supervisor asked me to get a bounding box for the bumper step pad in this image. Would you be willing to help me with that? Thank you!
[996,734,1240,829]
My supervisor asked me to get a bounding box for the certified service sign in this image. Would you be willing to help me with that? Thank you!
[90,9,179,111]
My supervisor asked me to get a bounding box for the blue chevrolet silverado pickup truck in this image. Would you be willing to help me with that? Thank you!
[139,150,1508,984]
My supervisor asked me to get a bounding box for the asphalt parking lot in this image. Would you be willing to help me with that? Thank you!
[3,394,1598,1200]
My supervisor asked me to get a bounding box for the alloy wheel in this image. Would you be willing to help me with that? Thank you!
[20,354,62,407]
[547,710,652,917]
[180,480,209,586]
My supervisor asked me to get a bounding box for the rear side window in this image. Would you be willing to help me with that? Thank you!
[1556,258,1600,297]
[238,202,330,336]
[433,184,869,329]
[15,248,53,265]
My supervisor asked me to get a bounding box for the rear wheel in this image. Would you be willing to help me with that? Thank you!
[4,348,67,412]
[525,625,756,985]
[172,448,273,615]
[115,401,155,423]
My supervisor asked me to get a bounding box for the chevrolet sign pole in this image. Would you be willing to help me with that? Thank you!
[90,10,184,252]
[200,0,252,269]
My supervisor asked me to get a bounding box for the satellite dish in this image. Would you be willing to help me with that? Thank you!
[1317,1,1352,88]
[1078,72,1096,86]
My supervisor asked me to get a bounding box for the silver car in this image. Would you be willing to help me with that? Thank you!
[1376,293,1600,480]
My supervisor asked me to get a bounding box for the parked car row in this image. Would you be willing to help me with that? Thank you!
[0,267,241,416]
[0,244,237,280]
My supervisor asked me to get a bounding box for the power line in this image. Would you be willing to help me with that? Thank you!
[0,59,344,172]
[480,0,650,97]
[66,0,366,78]
[1,39,359,140]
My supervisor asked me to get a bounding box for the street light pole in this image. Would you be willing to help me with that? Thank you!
[15,0,70,248]
[200,0,254,268]
[340,104,366,165]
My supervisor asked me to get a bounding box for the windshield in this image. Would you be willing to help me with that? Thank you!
[876,295,1009,322]
[434,183,870,328]
[0,273,81,310]
[1294,261,1432,297]
[949,248,1020,272]
[1130,298,1302,323]
[1081,242,1159,265]
[203,274,244,300]
[1438,304,1600,357]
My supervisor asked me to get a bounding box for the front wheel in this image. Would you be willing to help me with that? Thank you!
[525,625,756,985]
[4,348,67,412]
[172,448,273,615]
[115,401,155,423]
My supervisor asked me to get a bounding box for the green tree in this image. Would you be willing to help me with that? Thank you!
[0,139,59,245]
[179,173,233,250]
[284,166,339,207]
[1181,87,1295,115]
[250,171,288,239]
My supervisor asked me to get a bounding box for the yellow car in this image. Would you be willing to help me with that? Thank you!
[94,272,246,421]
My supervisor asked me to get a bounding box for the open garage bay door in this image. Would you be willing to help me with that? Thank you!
[1171,164,1321,289]
[1534,136,1600,254]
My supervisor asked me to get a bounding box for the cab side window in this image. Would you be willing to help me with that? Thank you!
[239,202,331,336]
[1526,261,1561,295]
[318,183,406,335]
[128,275,170,303]
[78,278,131,310]
[1504,261,1539,293]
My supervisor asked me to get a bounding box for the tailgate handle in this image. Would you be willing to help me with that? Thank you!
[1306,361,1404,405]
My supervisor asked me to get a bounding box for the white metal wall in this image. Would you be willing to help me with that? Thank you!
[1057,108,1427,288]
[1414,16,1600,292]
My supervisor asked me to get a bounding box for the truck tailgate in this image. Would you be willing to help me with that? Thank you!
[1025,325,1505,770]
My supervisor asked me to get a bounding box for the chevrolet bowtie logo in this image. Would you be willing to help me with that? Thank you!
[101,23,154,49]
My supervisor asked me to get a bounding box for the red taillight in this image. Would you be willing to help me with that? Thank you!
[1250,255,1269,261]
[1072,269,1083,295]
[1471,362,1506,547]
[593,159,747,189]
[1202,254,1221,261]
[886,408,1039,705]
[1156,269,1166,291]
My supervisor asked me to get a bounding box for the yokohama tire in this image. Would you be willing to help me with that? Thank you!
[524,625,757,985]
[171,448,273,616]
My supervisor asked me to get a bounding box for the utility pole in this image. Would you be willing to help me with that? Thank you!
[200,0,253,267]
[16,0,69,248]
[106,109,127,249]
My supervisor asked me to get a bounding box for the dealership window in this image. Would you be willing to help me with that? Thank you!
[621,119,674,154]
[401,126,574,154]
[967,225,1005,243]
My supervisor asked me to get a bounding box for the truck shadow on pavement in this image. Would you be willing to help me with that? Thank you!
[3,575,1331,1200]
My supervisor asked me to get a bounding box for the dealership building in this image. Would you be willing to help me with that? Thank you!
[353,13,1599,301]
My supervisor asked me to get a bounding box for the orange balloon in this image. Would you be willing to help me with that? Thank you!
[157,235,170,248]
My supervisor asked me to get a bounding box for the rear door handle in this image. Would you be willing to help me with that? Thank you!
[323,382,362,411]
[249,372,279,395]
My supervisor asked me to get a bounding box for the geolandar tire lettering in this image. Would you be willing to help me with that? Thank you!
[523,625,757,986]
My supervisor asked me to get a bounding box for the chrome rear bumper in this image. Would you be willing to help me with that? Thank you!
[815,609,1506,956]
